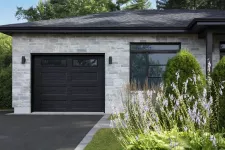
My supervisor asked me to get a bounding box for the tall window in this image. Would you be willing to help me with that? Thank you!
[220,42,225,59]
[130,43,180,88]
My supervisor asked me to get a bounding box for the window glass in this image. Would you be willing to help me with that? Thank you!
[148,78,163,87]
[220,44,225,49]
[130,43,179,88]
[130,53,148,86]
[42,59,67,67]
[148,54,176,65]
[73,59,97,67]
[148,66,166,77]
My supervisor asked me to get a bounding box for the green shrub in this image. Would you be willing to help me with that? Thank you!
[0,33,12,109]
[0,65,12,109]
[211,56,225,130]
[163,50,205,99]
[126,128,225,150]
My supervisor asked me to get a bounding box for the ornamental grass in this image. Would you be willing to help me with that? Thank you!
[110,61,225,150]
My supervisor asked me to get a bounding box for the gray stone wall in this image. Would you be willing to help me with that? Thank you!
[12,34,210,114]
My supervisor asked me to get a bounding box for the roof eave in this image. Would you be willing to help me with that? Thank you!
[0,27,190,35]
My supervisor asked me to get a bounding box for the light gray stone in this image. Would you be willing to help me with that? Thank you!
[12,34,219,114]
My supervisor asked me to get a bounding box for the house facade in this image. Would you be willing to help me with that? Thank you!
[0,10,225,114]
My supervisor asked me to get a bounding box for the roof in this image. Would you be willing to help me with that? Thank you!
[1,9,225,34]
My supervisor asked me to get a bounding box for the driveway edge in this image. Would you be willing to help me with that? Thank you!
[74,114,111,150]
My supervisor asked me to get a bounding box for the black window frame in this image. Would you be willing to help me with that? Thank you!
[130,42,181,87]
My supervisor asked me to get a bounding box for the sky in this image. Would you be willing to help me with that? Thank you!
[0,0,156,25]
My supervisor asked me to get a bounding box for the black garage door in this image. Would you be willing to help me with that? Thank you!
[32,55,105,112]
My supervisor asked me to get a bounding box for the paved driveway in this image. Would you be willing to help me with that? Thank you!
[0,112,103,150]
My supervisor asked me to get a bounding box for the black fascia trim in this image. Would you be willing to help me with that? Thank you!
[197,21,225,26]
[0,26,190,35]
[188,18,225,29]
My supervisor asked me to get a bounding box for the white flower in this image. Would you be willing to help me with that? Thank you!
[184,126,188,131]
[203,117,207,125]
[180,116,183,121]
[169,94,174,100]
[193,73,197,84]
[176,71,180,81]
[147,90,153,98]
[170,142,179,148]
[183,80,189,93]
[197,75,201,81]
[144,105,149,111]
[210,135,217,146]
[209,96,213,104]
[176,99,179,106]
[124,112,129,121]
[203,88,207,98]
[207,60,211,73]
[135,135,139,141]
[219,89,223,96]
[171,82,177,90]
[163,99,168,107]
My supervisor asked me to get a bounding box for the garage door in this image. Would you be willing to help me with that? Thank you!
[32,55,105,112]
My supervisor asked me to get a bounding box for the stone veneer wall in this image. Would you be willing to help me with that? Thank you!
[12,34,211,114]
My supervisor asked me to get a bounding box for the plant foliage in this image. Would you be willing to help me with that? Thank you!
[111,71,224,149]
[0,33,12,109]
[211,56,225,130]
[16,0,152,22]
[163,50,205,100]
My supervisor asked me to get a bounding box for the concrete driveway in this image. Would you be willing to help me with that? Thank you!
[0,112,103,150]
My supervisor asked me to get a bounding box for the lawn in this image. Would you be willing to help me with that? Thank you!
[84,128,123,150]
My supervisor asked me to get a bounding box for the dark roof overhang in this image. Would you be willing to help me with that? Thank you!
[188,18,225,33]
[0,26,191,35]
[1,18,225,35]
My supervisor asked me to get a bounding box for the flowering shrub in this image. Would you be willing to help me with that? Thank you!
[212,56,225,130]
[110,62,225,150]
[163,50,205,101]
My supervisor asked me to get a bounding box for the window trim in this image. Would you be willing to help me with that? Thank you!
[129,42,181,86]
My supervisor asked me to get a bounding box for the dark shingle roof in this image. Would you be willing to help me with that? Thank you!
[1,9,225,28]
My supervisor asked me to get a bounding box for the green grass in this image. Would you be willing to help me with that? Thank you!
[84,128,123,150]
[108,113,125,120]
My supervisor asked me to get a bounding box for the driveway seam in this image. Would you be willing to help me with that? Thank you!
[74,114,110,150]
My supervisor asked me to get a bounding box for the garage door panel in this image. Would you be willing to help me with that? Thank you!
[41,72,67,80]
[41,95,67,101]
[40,101,68,111]
[70,108,102,112]
[71,72,98,81]
[40,107,68,112]
[41,87,67,95]
[70,97,104,101]
[33,55,105,112]
[69,81,99,87]
[70,101,103,108]
[70,87,98,95]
